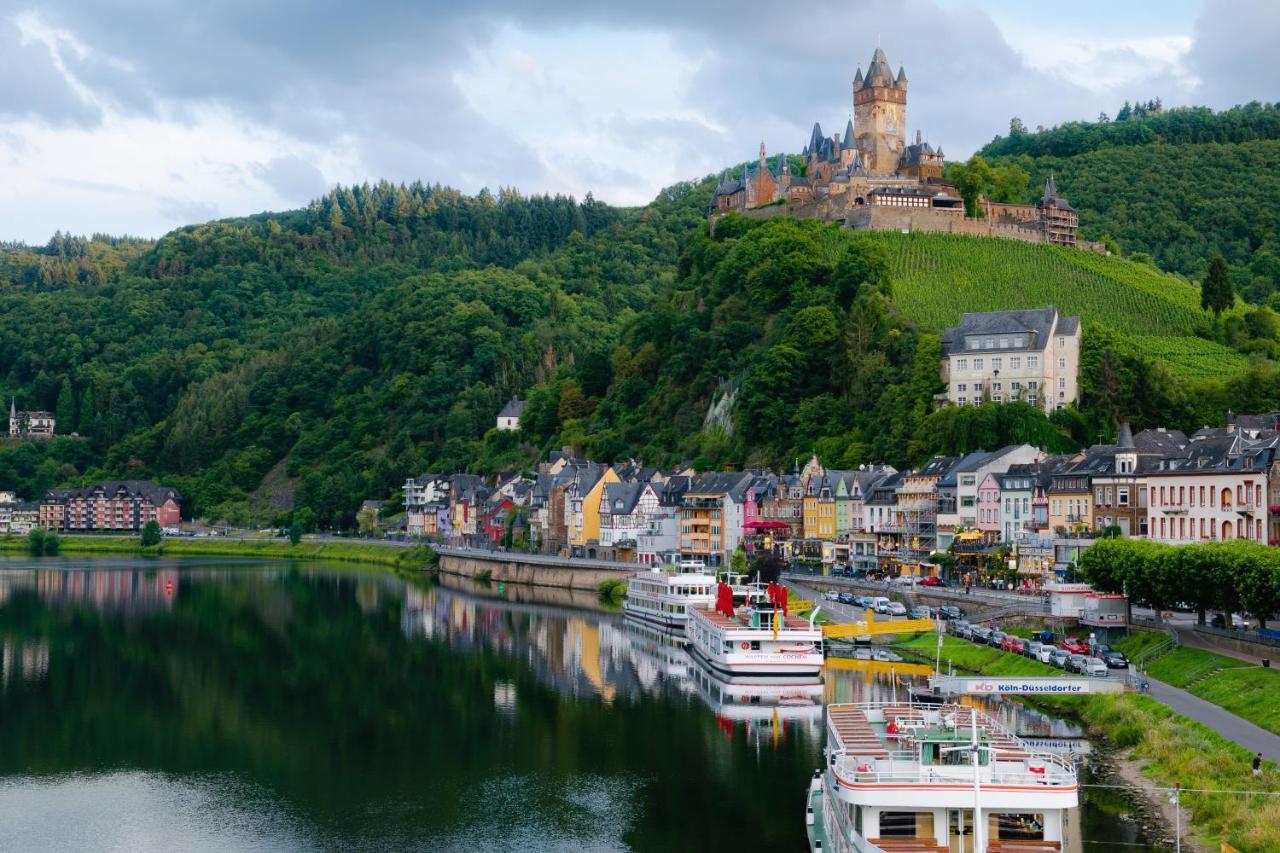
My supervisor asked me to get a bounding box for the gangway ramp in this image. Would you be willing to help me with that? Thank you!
[821,609,935,640]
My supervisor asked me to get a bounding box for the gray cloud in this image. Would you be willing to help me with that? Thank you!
[251,155,328,201]
[6,0,1280,236]
[0,18,100,126]
[1185,0,1280,109]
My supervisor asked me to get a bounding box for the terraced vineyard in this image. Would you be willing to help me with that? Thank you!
[849,232,1250,380]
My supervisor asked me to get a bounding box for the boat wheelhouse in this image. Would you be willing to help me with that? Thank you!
[623,565,716,633]
[808,702,1078,853]
[686,582,825,681]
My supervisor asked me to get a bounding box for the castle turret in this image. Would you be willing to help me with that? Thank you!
[853,47,907,176]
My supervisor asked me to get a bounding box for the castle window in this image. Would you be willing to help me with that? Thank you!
[999,338,1009,348]
[958,384,967,392]
[968,339,979,350]
[993,394,1003,402]
[1014,337,1025,347]
[1028,356,1039,369]
[1058,358,1066,370]
[1010,357,1021,369]
[973,358,983,370]
[992,358,1002,370]
[984,339,994,348]
[958,359,967,370]
[1058,336,1065,348]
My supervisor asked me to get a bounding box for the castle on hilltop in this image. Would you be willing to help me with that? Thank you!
[711,48,1102,251]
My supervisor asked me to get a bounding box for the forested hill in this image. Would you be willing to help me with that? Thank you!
[2,169,1279,531]
[975,102,1280,305]
[0,180,709,525]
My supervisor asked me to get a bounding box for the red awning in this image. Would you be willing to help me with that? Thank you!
[744,520,791,530]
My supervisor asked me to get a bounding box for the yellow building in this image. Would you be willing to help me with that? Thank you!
[1048,470,1092,533]
[570,467,619,551]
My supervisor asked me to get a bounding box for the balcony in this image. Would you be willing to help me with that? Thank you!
[1161,504,1188,514]
[1236,501,1259,515]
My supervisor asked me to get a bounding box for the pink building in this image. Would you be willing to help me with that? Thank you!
[975,473,1002,534]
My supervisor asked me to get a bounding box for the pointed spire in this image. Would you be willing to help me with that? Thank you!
[853,67,864,87]
[844,118,855,145]
[1043,173,1058,201]
[896,65,908,87]
[1117,421,1135,450]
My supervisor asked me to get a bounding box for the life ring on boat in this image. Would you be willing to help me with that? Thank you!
[740,642,751,650]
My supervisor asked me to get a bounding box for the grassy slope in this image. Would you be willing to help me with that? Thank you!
[848,231,1249,381]
[896,633,1062,676]
[0,535,435,571]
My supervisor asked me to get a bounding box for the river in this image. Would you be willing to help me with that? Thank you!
[0,557,1158,851]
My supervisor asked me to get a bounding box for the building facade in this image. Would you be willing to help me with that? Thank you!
[940,307,1081,411]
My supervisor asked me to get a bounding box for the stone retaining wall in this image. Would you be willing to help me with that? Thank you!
[435,548,636,591]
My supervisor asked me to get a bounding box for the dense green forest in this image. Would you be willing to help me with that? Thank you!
[4,104,1280,529]
[974,102,1280,305]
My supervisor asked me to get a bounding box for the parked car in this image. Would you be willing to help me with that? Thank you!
[873,597,892,614]
[1025,641,1043,659]
[893,576,918,587]
[1060,637,1090,655]
[1007,637,1029,655]
[855,596,875,608]
[970,627,991,644]
[822,590,841,602]
[1100,650,1129,669]
[909,606,932,620]
[1036,645,1056,664]
[1049,649,1070,668]
[988,631,1007,648]
[920,576,943,587]
[838,592,856,605]
[951,621,972,639]
[938,605,963,621]
[887,601,908,617]
[1210,612,1250,629]
[1084,657,1109,677]
[1065,654,1089,674]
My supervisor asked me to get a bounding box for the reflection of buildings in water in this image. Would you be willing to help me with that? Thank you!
[399,583,643,703]
[2,636,49,686]
[493,680,518,717]
[0,570,37,606]
[36,569,180,612]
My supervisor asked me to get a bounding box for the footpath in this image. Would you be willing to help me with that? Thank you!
[1142,674,1280,762]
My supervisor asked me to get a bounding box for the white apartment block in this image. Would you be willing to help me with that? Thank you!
[940,307,1081,411]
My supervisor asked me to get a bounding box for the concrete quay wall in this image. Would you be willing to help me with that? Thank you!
[434,547,637,591]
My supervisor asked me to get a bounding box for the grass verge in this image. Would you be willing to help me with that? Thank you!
[896,633,1063,677]
[1143,647,1250,688]
[0,535,436,572]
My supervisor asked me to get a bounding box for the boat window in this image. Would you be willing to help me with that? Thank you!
[878,812,934,839]
[996,814,1045,840]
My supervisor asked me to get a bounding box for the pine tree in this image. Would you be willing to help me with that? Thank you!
[55,379,75,431]
[1201,255,1233,315]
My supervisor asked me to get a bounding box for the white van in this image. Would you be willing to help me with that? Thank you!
[873,597,892,614]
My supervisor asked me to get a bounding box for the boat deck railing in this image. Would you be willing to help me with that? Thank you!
[832,755,1077,788]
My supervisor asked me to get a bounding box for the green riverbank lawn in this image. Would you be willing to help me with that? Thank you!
[1114,631,1171,661]
[896,633,1061,677]
[0,536,435,571]
[1142,647,1251,688]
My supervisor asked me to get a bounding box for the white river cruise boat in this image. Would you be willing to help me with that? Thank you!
[622,560,715,634]
[807,702,1079,853]
[685,582,825,681]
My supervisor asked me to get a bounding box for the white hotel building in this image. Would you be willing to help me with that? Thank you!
[940,307,1081,412]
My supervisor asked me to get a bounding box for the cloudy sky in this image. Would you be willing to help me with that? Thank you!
[1,0,1276,243]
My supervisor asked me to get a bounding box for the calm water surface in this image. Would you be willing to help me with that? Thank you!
[0,558,1157,851]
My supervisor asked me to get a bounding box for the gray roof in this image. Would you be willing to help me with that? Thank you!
[941,307,1079,356]
[602,482,644,516]
[498,398,526,418]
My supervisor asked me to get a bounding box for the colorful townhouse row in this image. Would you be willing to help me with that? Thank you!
[401,411,1280,582]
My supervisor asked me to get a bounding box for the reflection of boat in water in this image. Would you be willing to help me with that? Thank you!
[622,616,694,691]
[807,702,1078,853]
[688,653,824,724]
[687,582,824,682]
[623,564,715,633]
[686,650,824,737]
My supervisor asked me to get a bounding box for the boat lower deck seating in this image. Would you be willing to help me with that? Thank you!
[866,838,947,853]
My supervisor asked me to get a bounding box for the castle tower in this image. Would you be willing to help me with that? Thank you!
[852,47,907,176]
